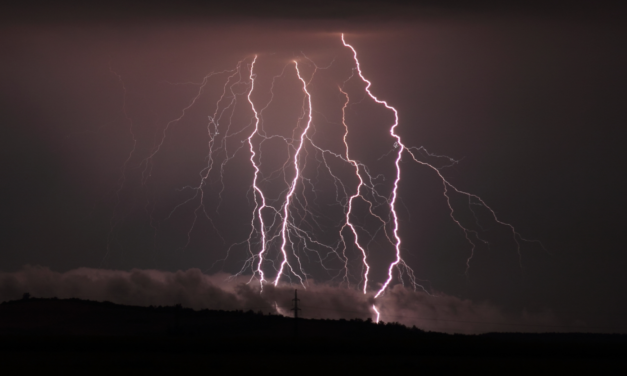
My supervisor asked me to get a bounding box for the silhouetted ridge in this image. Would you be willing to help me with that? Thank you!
[0,297,428,338]
[1,298,626,371]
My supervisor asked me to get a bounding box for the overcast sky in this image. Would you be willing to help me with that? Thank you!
[1,1,626,332]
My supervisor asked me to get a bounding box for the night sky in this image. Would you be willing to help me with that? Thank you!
[1,1,626,333]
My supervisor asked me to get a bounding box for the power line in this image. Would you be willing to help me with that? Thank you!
[291,289,301,339]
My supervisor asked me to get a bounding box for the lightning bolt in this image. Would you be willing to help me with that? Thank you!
[372,304,381,323]
[340,34,544,307]
[273,60,313,287]
[341,34,407,299]
[246,55,271,287]
[103,34,544,325]
[338,86,371,294]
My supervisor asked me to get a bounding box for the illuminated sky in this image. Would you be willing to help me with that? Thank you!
[1,1,626,332]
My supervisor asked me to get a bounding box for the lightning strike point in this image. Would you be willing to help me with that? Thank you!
[372,305,381,323]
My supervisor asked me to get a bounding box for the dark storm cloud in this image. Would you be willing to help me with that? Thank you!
[1,0,622,25]
[0,266,565,334]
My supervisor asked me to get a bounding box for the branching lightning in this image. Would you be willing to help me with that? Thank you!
[105,34,544,322]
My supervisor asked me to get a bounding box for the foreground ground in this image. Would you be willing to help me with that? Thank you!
[0,298,624,373]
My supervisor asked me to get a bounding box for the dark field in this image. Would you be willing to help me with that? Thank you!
[1,298,625,373]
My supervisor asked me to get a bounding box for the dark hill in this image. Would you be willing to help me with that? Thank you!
[1,298,625,373]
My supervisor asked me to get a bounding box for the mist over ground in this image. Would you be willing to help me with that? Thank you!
[0,266,567,334]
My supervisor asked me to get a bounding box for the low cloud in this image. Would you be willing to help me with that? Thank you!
[0,266,561,333]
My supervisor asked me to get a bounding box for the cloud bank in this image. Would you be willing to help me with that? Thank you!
[0,266,562,333]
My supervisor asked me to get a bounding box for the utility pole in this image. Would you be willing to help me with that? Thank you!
[291,289,301,339]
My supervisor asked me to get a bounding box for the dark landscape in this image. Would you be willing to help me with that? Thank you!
[1,297,625,373]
